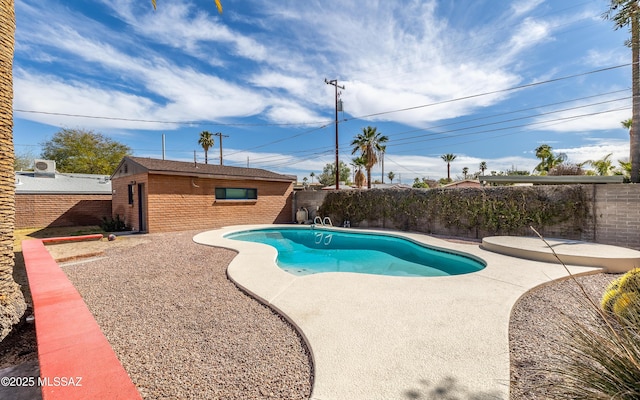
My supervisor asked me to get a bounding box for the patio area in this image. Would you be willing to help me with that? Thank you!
[194,225,630,399]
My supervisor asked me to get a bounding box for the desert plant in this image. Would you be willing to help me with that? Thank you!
[530,227,640,399]
[601,268,640,319]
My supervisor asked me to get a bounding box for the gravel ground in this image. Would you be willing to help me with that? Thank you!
[61,230,312,400]
[509,272,618,399]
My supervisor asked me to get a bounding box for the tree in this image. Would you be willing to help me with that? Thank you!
[548,163,585,176]
[41,129,131,174]
[412,177,430,189]
[350,126,388,189]
[309,171,315,184]
[587,153,616,176]
[605,3,639,182]
[198,130,215,164]
[0,0,26,342]
[479,161,487,176]
[462,167,469,180]
[318,161,350,186]
[619,158,632,179]
[387,171,395,183]
[534,144,566,174]
[14,149,34,171]
[441,153,457,182]
[352,156,367,188]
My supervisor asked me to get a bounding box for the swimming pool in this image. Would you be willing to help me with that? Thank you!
[225,227,485,277]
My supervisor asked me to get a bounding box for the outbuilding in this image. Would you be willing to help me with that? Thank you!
[15,160,112,229]
[110,157,295,233]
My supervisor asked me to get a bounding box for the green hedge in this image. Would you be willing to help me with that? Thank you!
[319,186,591,238]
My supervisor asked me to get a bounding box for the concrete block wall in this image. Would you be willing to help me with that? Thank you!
[292,190,327,222]
[594,184,640,250]
[15,194,112,229]
[298,185,640,250]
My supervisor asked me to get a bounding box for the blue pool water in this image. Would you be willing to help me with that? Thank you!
[225,228,485,277]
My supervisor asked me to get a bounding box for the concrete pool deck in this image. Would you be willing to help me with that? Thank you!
[193,225,625,400]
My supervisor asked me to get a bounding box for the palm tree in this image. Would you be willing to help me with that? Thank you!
[587,153,616,176]
[350,126,389,189]
[462,167,469,180]
[0,0,26,342]
[619,159,632,178]
[534,144,553,173]
[387,171,395,184]
[441,153,457,182]
[479,161,487,176]
[309,172,315,184]
[198,131,215,164]
[352,156,367,188]
[0,0,224,342]
[620,118,640,176]
[534,144,567,174]
[605,3,640,182]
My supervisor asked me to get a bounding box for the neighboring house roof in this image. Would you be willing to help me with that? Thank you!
[113,157,296,183]
[479,175,624,185]
[15,171,112,194]
[442,179,482,188]
[371,183,412,189]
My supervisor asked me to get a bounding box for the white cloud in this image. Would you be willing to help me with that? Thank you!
[510,0,545,17]
[583,49,628,68]
[13,70,171,131]
[556,139,630,165]
[528,94,631,133]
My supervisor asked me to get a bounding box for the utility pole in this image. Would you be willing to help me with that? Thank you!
[381,151,385,184]
[325,78,345,190]
[214,132,229,165]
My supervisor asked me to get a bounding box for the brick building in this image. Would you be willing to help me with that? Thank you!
[15,162,112,229]
[110,157,296,233]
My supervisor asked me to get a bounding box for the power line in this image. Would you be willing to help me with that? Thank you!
[387,106,631,152]
[13,63,630,134]
[251,90,632,163]
[345,63,631,121]
[12,109,333,128]
[388,96,630,146]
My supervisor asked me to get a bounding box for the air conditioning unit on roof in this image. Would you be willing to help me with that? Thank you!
[34,159,56,177]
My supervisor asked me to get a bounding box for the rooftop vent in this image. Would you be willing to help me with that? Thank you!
[34,159,56,178]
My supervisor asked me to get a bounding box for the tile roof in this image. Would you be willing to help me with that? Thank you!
[124,157,296,182]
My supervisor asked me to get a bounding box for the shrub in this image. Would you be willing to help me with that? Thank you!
[100,215,129,232]
[319,186,590,237]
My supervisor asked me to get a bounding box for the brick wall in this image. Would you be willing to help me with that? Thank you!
[111,173,148,231]
[112,173,294,233]
[15,194,112,229]
[594,184,640,250]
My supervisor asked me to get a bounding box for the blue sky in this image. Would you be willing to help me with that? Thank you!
[12,0,634,183]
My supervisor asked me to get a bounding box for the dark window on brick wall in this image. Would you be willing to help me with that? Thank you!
[215,187,257,200]
[128,184,134,204]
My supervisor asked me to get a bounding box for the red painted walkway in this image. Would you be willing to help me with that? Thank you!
[22,237,141,400]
